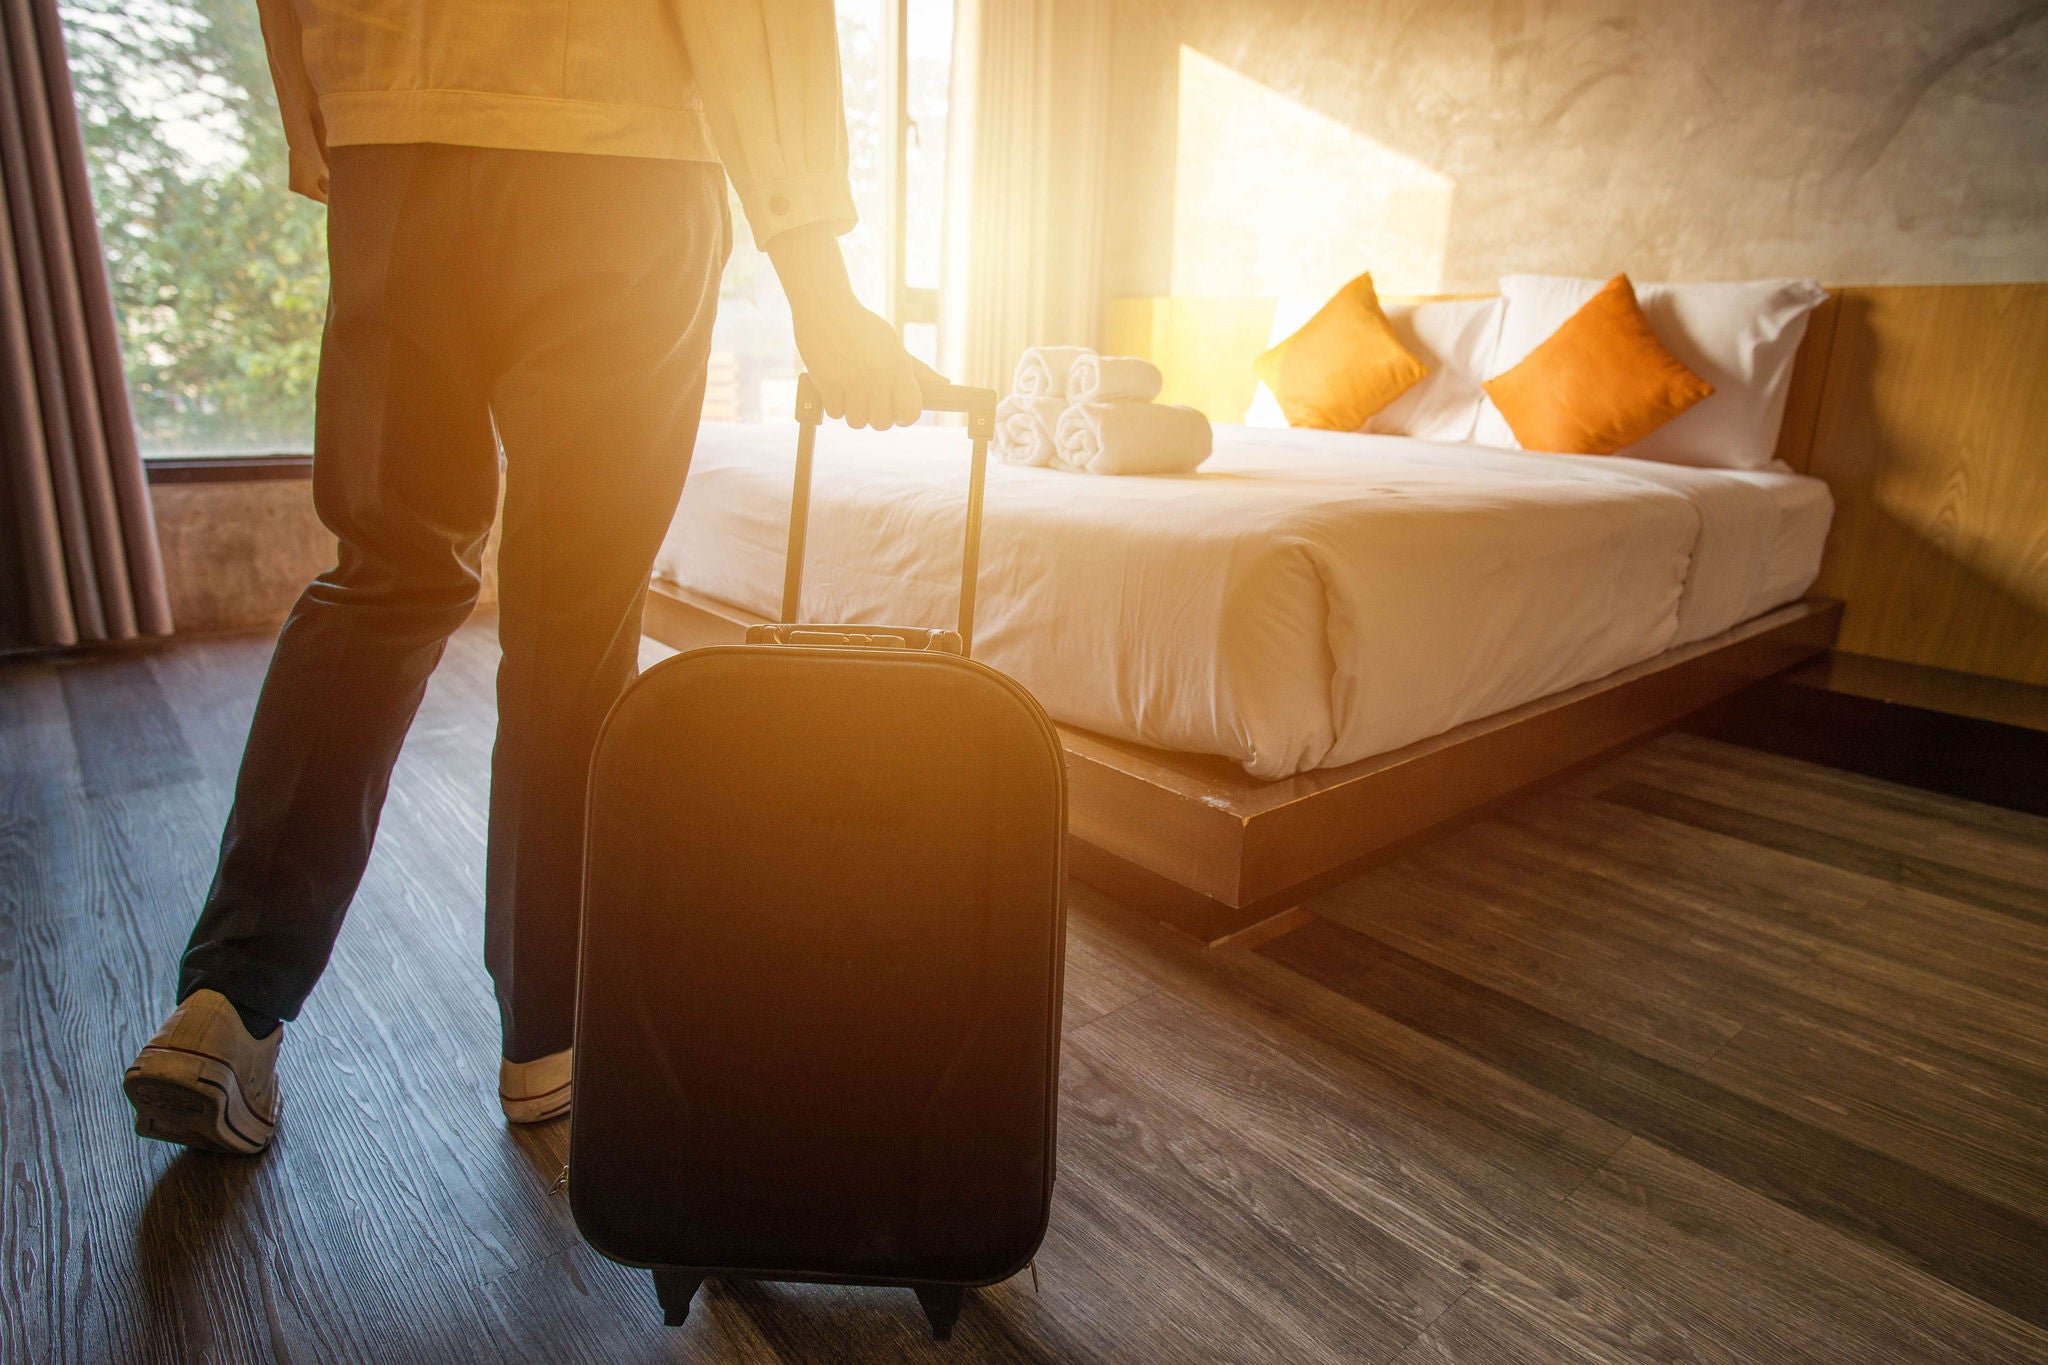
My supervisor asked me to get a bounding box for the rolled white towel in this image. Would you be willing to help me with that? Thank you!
[1065,353,1163,405]
[1054,401,1213,476]
[994,395,1064,466]
[1012,345,1092,399]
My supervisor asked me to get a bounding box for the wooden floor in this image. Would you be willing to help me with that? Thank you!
[4,619,2046,1364]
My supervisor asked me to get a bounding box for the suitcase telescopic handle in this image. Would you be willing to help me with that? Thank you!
[782,372,999,655]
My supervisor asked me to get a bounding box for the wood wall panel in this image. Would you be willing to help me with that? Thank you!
[1805,284,2048,687]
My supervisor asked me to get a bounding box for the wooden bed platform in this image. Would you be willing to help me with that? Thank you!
[643,583,1841,944]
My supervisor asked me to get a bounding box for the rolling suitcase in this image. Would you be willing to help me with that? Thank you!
[569,374,1066,1341]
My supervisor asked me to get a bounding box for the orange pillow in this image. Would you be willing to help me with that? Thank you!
[1254,273,1427,430]
[1482,274,1714,455]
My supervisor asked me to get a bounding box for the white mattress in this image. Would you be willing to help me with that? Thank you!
[656,423,1832,779]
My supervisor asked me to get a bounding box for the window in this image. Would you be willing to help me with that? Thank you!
[60,0,952,456]
[62,0,326,458]
[707,0,952,423]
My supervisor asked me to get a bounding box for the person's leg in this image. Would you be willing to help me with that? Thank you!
[177,144,500,1026]
[474,151,730,1063]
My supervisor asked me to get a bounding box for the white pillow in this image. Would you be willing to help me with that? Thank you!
[1245,295,1504,441]
[1472,275,1828,469]
[1364,297,1504,442]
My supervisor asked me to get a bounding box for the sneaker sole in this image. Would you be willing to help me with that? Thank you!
[124,1047,275,1155]
[499,1081,571,1125]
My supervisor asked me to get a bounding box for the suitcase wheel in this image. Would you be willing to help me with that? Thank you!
[913,1284,967,1341]
[651,1269,703,1326]
[649,1272,966,1339]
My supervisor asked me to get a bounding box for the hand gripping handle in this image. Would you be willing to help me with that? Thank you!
[781,373,1000,655]
[793,372,996,436]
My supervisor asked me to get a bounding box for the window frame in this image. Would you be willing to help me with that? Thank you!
[144,454,314,483]
[882,0,941,335]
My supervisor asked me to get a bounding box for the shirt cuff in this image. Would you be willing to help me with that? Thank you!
[289,148,330,204]
[735,171,858,247]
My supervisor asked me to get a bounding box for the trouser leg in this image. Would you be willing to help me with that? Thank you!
[475,152,730,1061]
[179,145,498,1022]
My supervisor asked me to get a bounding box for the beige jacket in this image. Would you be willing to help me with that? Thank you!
[253,0,856,244]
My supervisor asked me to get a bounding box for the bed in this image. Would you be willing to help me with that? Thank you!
[655,422,1831,781]
[646,421,1837,937]
[644,280,1844,941]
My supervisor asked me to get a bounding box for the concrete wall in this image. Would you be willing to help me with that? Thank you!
[1103,0,2048,302]
[152,477,499,636]
[152,480,336,635]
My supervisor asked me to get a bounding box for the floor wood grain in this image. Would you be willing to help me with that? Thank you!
[4,617,2046,1363]
[1258,917,2048,1331]
[1600,780,2048,930]
[55,652,200,800]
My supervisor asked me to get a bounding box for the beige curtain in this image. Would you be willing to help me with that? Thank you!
[938,0,1112,392]
[0,0,171,649]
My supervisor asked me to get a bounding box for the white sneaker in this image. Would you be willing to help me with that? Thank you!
[499,1048,572,1123]
[124,989,281,1155]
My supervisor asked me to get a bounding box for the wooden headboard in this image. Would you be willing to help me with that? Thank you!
[1796,285,2048,688]
[1104,284,2048,688]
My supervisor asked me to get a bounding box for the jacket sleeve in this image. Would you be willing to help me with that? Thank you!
[253,0,329,203]
[672,0,859,245]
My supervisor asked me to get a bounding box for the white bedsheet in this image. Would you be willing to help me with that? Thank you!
[655,423,1831,779]
[1539,450,1834,645]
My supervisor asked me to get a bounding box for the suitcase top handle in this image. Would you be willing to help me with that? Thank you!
[782,373,1001,655]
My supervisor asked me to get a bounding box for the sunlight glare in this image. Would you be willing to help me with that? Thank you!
[1171,46,1452,299]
